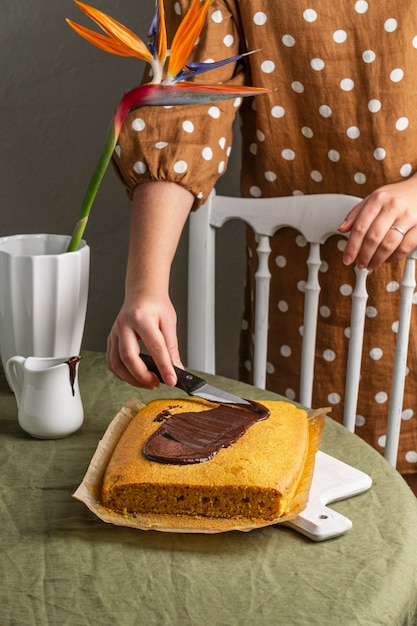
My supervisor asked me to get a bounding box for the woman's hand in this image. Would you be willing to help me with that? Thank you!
[106,181,193,388]
[338,173,417,269]
[107,291,183,389]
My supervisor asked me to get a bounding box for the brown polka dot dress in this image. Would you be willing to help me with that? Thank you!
[113,0,417,474]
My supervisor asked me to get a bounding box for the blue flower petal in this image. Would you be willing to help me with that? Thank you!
[147,3,161,59]
[172,51,255,82]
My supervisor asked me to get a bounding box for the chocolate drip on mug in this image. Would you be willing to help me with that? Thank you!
[143,400,270,465]
[65,356,81,397]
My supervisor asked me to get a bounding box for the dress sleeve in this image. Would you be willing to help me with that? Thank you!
[111,0,245,208]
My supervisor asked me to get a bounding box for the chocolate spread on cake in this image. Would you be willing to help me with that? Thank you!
[143,400,270,465]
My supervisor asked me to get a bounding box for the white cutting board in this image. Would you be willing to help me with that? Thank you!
[285,451,372,541]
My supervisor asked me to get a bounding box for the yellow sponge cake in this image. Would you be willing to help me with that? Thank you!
[101,398,319,523]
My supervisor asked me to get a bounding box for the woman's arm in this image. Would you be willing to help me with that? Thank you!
[106,181,193,388]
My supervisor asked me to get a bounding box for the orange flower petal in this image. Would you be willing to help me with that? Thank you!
[156,0,167,63]
[66,19,134,57]
[167,0,210,80]
[73,1,153,61]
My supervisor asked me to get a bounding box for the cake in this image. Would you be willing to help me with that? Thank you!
[101,397,324,524]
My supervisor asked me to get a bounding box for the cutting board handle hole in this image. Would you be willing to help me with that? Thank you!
[319,514,329,519]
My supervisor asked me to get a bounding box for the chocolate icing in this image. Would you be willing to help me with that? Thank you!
[143,400,270,465]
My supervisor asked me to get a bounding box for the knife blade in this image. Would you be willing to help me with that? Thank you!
[140,354,250,405]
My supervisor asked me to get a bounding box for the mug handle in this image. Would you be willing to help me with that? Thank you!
[5,356,26,404]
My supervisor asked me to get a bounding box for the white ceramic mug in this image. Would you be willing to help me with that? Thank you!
[6,355,84,439]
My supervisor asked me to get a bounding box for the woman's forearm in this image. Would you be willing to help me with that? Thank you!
[106,180,194,388]
[125,181,193,301]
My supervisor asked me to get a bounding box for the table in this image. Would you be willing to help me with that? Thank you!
[1,351,417,626]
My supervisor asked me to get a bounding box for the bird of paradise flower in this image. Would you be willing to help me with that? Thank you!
[65,0,269,251]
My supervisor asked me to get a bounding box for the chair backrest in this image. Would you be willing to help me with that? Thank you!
[187,190,417,468]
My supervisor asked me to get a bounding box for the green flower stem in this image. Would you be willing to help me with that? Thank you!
[66,118,116,252]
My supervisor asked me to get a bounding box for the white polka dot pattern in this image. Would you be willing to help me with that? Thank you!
[113,0,417,473]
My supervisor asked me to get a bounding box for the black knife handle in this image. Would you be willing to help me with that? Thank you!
[140,354,205,395]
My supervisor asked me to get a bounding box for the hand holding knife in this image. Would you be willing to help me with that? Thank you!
[140,354,250,405]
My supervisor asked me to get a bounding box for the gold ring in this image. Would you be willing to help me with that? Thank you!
[390,226,406,236]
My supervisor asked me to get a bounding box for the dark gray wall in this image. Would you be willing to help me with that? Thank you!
[0,0,244,378]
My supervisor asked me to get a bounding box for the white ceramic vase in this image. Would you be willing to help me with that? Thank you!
[0,234,90,388]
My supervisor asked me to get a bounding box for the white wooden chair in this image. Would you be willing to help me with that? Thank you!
[187,190,417,468]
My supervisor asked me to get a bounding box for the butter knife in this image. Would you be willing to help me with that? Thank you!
[140,354,250,405]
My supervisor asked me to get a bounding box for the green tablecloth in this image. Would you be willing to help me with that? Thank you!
[1,351,417,626]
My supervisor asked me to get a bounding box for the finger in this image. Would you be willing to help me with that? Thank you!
[386,225,417,264]
[365,225,407,269]
[340,196,382,265]
[160,313,184,369]
[141,345,178,387]
[107,329,159,389]
[337,198,366,233]
[358,217,405,268]
[365,221,417,269]
[139,326,179,387]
